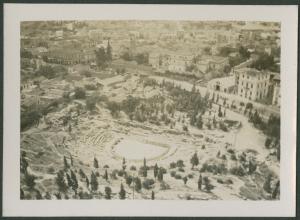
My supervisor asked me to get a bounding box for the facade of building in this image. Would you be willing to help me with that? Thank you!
[207,76,235,93]
[234,68,270,101]
[272,75,280,107]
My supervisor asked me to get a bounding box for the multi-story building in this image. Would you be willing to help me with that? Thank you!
[272,74,280,107]
[234,68,270,101]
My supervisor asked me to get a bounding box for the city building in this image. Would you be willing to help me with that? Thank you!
[234,68,270,101]
[272,74,280,107]
[207,76,235,93]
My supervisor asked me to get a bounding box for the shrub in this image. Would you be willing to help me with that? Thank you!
[176,160,185,168]
[47,166,55,174]
[230,166,246,176]
[118,170,126,177]
[74,87,86,99]
[170,171,176,177]
[187,173,194,179]
[142,178,155,190]
[111,169,118,179]
[130,165,136,171]
[175,174,182,179]
[170,162,177,169]
[178,167,185,172]
[160,181,170,190]
[217,178,224,184]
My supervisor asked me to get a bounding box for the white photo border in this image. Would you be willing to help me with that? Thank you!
[3,4,298,217]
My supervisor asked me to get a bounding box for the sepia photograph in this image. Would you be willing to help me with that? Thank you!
[20,20,281,201]
[3,3,297,217]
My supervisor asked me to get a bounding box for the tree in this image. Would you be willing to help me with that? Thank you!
[135,177,142,191]
[143,157,147,168]
[56,170,67,192]
[20,152,29,174]
[35,189,43,200]
[272,180,280,199]
[106,40,113,62]
[74,87,86,99]
[119,183,126,199]
[198,174,202,190]
[157,169,164,182]
[24,172,36,190]
[71,170,78,194]
[105,186,112,199]
[203,176,214,192]
[104,169,108,181]
[196,115,203,129]
[183,176,188,185]
[95,47,108,69]
[86,176,90,188]
[90,172,98,192]
[151,191,155,200]
[265,138,272,148]
[66,173,73,187]
[63,156,69,170]
[154,163,159,179]
[94,157,99,169]
[190,152,199,169]
[20,189,25,199]
[79,169,86,179]
[263,174,272,193]
[70,155,73,166]
[218,105,223,117]
[122,157,126,171]
[126,175,133,186]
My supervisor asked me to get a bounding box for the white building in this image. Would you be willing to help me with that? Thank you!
[272,74,280,107]
[207,76,235,93]
[234,68,270,101]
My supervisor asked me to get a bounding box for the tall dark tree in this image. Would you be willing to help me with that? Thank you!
[157,169,164,182]
[94,157,99,169]
[95,47,107,69]
[122,157,126,171]
[35,189,43,200]
[104,169,108,181]
[24,172,36,190]
[143,157,147,168]
[20,151,29,174]
[86,176,90,189]
[272,180,280,199]
[70,155,73,166]
[154,163,159,179]
[106,40,112,62]
[63,156,69,170]
[20,189,25,199]
[105,186,112,199]
[190,152,199,169]
[119,183,126,199]
[198,174,202,190]
[203,176,213,192]
[135,177,142,191]
[90,172,98,192]
[66,173,73,187]
[71,170,78,194]
[263,174,272,193]
[56,170,67,192]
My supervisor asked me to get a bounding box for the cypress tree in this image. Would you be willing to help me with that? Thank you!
[105,186,112,199]
[90,172,98,192]
[94,157,99,169]
[119,183,126,199]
